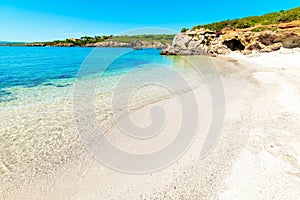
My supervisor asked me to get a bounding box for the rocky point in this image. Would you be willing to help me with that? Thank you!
[160,20,300,56]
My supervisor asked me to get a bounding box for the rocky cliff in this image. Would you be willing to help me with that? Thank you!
[161,20,300,56]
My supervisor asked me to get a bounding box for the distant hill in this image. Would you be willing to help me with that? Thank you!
[12,34,175,47]
[109,34,175,43]
[0,41,25,44]
[189,6,300,32]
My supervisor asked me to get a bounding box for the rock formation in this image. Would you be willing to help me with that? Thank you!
[160,29,230,56]
[161,20,300,55]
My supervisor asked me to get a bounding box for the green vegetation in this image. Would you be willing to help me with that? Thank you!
[36,35,113,46]
[181,28,190,32]
[269,27,278,32]
[192,6,300,31]
[109,34,175,44]
[22,34,175,47]
[251,27,266,32]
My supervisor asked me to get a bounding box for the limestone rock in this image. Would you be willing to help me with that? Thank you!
[161,20,300,56]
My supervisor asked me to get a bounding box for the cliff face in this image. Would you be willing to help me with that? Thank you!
[161,20,300,55]
[160,29,230,55]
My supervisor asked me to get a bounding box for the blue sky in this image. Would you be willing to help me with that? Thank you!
[1,0,299,42]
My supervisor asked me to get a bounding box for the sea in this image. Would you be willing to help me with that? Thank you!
[0,46,209,190]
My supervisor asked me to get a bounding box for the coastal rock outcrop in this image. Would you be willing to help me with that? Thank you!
[161,20,300,55]
[160,29,230,56]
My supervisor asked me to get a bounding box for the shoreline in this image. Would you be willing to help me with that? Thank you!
[1,50,300,199]
[2,55,252,199]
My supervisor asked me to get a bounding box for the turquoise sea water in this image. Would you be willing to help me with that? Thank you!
[0,47,200,188]
[0,47,174,104]
[0,46,211,190]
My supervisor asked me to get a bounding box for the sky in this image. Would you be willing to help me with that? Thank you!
[0,0,299,42]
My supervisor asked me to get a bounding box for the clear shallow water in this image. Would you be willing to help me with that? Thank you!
[0,47,175,104]
[0,47,206,190]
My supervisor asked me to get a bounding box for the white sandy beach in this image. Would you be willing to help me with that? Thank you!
[220,49,300,200]
[1,48,300,200]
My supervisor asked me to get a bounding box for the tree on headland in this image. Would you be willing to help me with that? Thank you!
[181,28,189,32]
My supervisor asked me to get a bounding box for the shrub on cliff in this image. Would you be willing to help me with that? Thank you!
[181,28,189,32]
[252,27,266,32]
[191,6,300,31]
[109,34,175,43]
